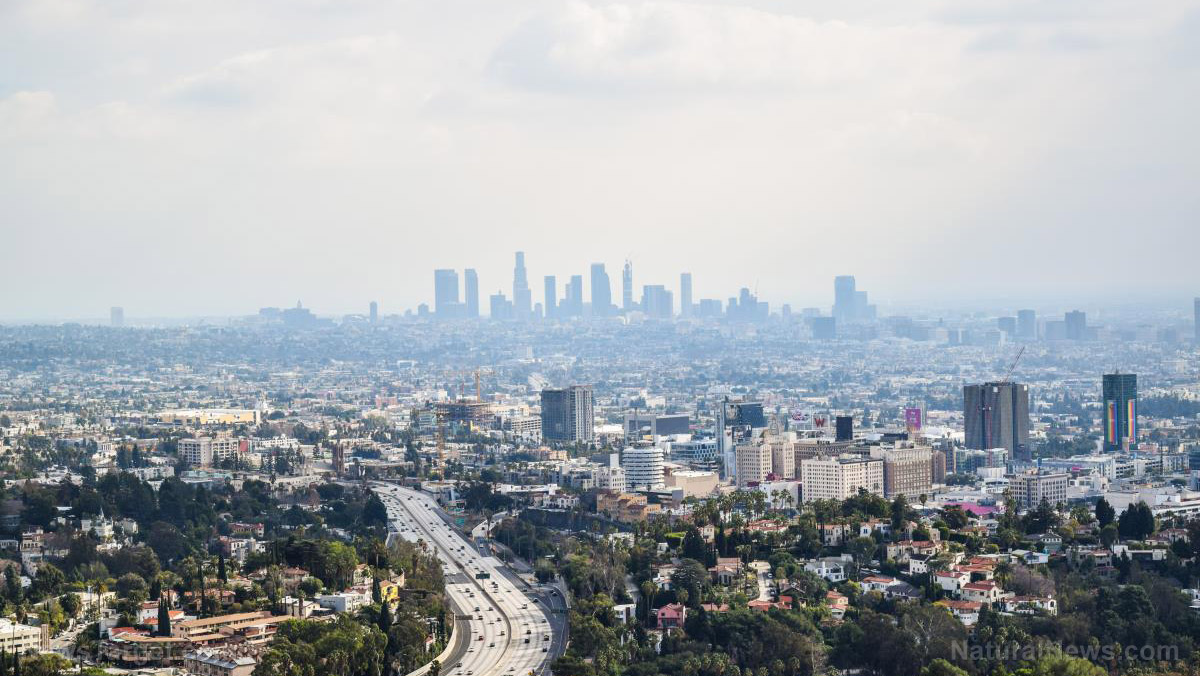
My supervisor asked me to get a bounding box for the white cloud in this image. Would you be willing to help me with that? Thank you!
[0,0,1197,318]
[491,1,967,94]
[0,91,57,141]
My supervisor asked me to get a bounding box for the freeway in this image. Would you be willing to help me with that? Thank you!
[373,483,557,676]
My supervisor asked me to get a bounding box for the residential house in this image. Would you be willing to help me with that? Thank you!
[653,564,677,591]
[938,600,982,626]
[859,520,892,538]
[804,557,849,583]
[960,581,1003,605]
[934,570,970,595]
[999,595,1058,616]
[656,603,686,629]
[908,554,931,576]
[824,591,849,620]
[820,523,852,547]
[748,596,792,612]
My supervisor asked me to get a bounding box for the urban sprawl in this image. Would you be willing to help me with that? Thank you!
[3,255,1200,676]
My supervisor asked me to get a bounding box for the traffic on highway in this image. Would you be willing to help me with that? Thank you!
[372,483,557,676]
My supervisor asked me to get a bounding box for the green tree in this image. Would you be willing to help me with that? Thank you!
[920,659,968,676]
[1117,502,1154,540]
[157,598,172,636]
[849,537,877,576]
[1094,497,1115,528]
[1026,654,1106,676]
[1099,523,1118,548]
[254,616,386,676]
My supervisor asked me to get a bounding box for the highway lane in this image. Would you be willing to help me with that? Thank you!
[374,483,557,676]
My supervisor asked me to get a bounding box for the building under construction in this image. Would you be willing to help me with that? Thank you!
[963,381,1031,461]
[430,400,495,429]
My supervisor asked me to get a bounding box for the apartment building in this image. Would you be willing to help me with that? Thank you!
[735,439,772,487]
[871,444,933,498]
[1007,472,1070,510]
[183,649,258,676]
[800,455,884,502]
[0,618,44,653]
[179,437,244,467]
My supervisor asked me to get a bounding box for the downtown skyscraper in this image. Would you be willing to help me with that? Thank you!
[1017,309,1037,340]
[544,275,557,319]
[464,269,479,318]
[832,275,875,323]
[680,272,693,318]
[433,269,460,317]
[590,263,612,317]
[512,251,531,320]
[622,260,634,312]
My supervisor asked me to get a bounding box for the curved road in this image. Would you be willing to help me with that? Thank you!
[374,483,557,676]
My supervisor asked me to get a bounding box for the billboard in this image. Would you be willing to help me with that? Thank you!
[791,410,829,430]
[904,407,923,431]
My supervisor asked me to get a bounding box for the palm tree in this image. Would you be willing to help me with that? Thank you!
[994,561,1013,589]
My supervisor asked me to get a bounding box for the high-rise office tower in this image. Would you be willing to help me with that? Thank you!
[369,301,378,324]
[464,269,479,318]
[1102,373,1137,451]
[543,276,557,319]
[434,269,460,317]
[490,292,512,320]
[513,252,531,320]
[540,385,595,442]
[997,316,1017,337]
[728,287,768,322]
[680,272,693,318]
[833,276,857,323]
[641,285,673,319]
[622,260,634,311]
[964,382,1031,459]
[1065,310,1087,340]
[1017,309,1036,340]
[590,263,611,317]
[854,291,871,320]
[835,415,854,442]
[1194,298,1199,343]
[716,398,766,482]
[110,306,125,327]
[622,446,666,489]
[566,275,584,317]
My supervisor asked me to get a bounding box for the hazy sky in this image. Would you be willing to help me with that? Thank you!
[2,0,1198,320]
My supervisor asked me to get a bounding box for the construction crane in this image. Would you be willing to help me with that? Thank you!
[435,408,446,477]
[473,367,493,402]
[1000,345,1025,384]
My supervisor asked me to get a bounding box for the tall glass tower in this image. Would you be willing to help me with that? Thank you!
[1102,373,1137,451]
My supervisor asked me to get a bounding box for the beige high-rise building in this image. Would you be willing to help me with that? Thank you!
[735,439,772,487]
[800,455,884,502]
[1007,472,1069,509]
[769,436,796,479]
[871,443,934,498]
[179,437,242,467]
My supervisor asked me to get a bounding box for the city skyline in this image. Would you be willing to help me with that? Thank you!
[3,2,1199,319]
[5,245,1200,322]
[6,250,1200,324]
